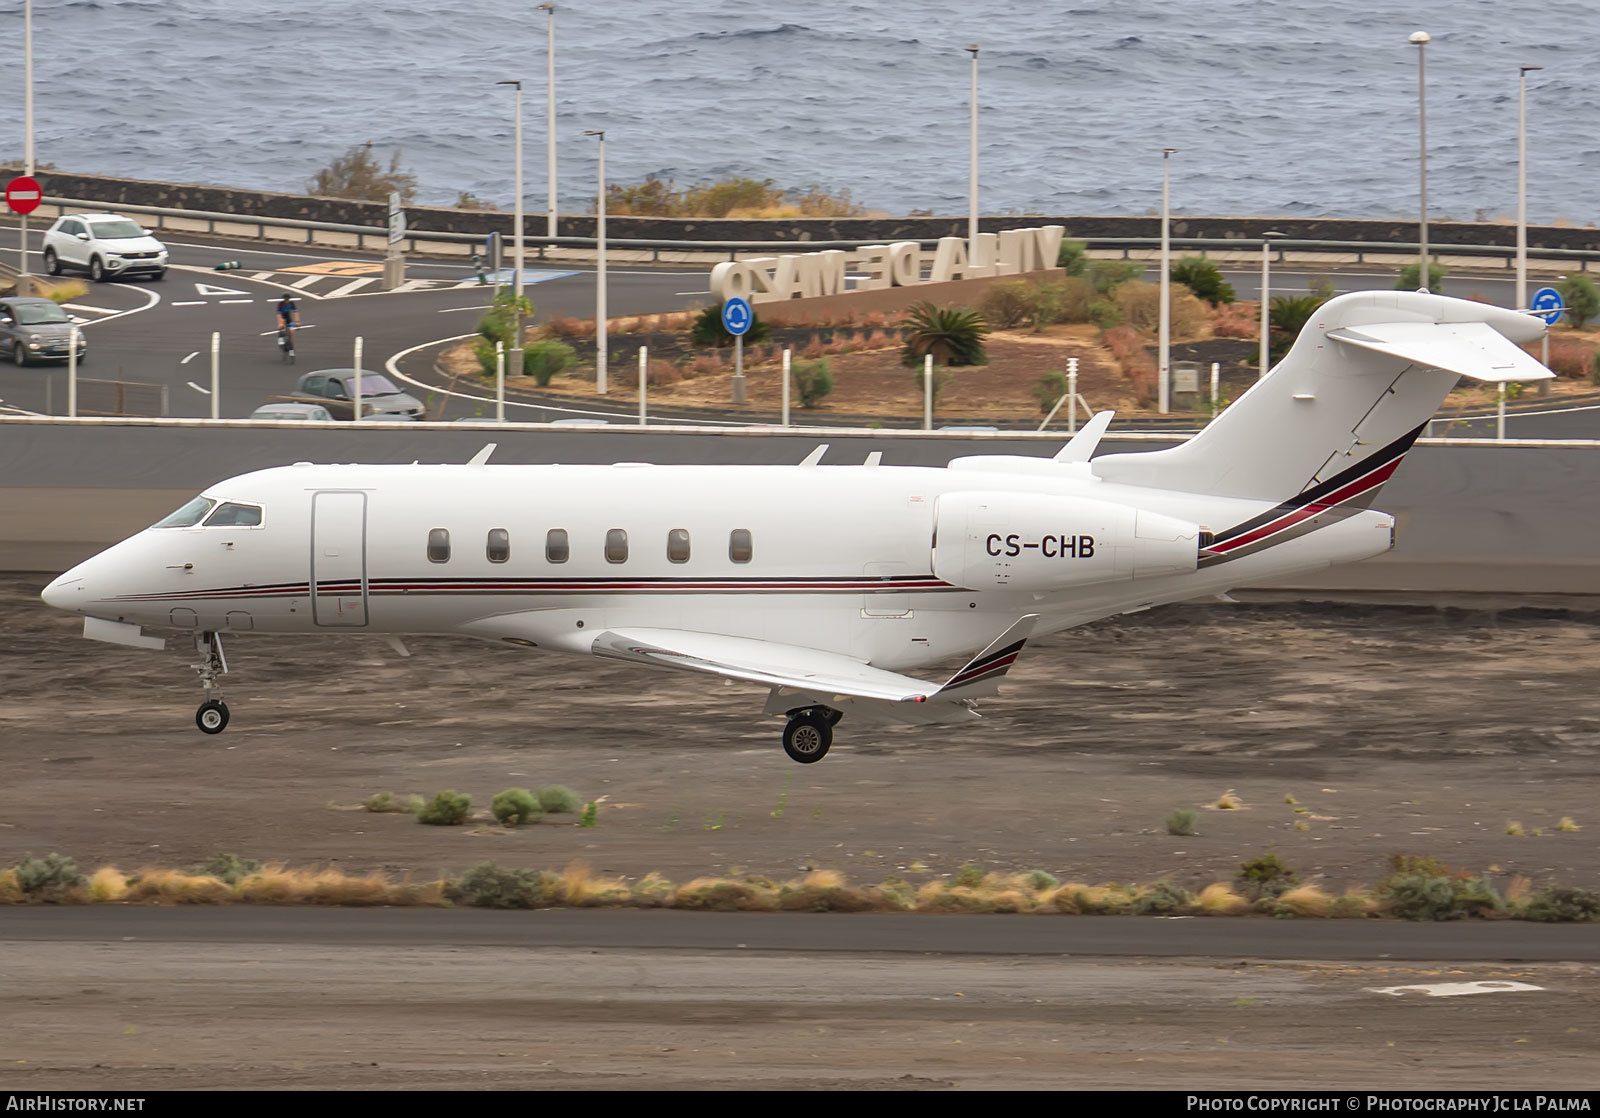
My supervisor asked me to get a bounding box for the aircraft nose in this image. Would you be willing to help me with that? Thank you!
[42,570,87,611]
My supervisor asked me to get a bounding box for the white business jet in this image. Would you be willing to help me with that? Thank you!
[43,292,1551,763]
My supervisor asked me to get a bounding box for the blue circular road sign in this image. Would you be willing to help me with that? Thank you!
[1530,287,1564,326]
[721,297,753,336]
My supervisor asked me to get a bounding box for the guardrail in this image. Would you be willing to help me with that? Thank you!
[32,195,1600,271]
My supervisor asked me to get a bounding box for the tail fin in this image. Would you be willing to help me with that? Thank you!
[1093,291,1552,503]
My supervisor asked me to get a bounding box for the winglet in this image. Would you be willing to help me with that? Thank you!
[931,614,1039,699]
[799,444,829,467]
[467,443,498,467]
[1052,411,1114,463]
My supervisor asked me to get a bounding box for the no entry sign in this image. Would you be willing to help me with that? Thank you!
[5,176,42,215]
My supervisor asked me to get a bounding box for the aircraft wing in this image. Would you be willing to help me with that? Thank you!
[589,614,1039,710]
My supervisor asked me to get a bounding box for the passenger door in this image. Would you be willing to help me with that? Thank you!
[310,491,368,626]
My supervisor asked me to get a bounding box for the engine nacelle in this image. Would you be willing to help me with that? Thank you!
[932,491,1201,592]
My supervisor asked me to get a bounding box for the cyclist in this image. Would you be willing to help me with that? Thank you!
[275,295,300,358]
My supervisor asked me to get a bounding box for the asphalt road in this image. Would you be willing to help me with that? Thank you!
[5,906,1596,961]
[0,219,711,422]
[1,217,1591,437]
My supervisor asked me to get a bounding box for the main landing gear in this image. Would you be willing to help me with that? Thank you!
[191,631,230,735]
[782,706,843,764]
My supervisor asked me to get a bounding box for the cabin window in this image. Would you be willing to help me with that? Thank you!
[729,528,753,563]
[605,528,629,564]
[546,528,569,564]
[667,528,691,563]
[486,528,510,563]
[152,496,216,529]
[427,528,451,563]
[204,502,263,528]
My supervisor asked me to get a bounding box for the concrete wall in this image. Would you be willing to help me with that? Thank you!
[10,167,1600,251]
[1,421,1597,595]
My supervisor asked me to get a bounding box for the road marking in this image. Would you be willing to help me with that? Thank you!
[219,298,254,304]
[181,351,199,364]
[323,277,379,298]
[1367,981,1542,998]
[171,300,206,306]
[438,304,494,313]
[59,303,118,315]
[72,284,161,327]
[288,275,325,290]
[279,260,384,276]
[674,290,710,295]
[186,381,212,395]
[256,324,317,336]
[194,282,252,296]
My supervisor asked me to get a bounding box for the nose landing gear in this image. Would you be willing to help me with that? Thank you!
[191,631,230,735]
[782,706,842,764]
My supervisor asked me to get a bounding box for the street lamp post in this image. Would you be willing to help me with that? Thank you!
[538,3,557,239]
[497,80,525,384]
[965,44,979,269]
[1258,229,1285,378]
[1410,30,1431,290]
[585,129,607,395]
[20,0,35,295]
[1516,64,1542,313]
[1158,148,1176,414]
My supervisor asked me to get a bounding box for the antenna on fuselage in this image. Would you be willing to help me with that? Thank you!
[467,443,498,467]
[799,444,829,467]
[1052,411,1114,464]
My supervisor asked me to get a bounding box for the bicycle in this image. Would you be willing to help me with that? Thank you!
[277,324,296,364]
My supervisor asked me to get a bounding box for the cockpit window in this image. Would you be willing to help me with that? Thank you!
[204,502,263,527]
[152,496,216,528]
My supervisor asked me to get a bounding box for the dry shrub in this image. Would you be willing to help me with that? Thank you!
[545,316,592,339]
[821,336,846,356]
[864,328,895,350]
[1505,875,1533,905]
[674,877,777,912]
[235,867,302,903]
[89,868,129,902]
[1334,887,1380,917]
[1054,275,1094,323]
[1115,281,1208,336]
[763,312,794,330]
[307,870,398,906]
[914,881,998,913]
[690,354,723,377]
[124,870,232,904]
[1211,302,1260,340]
[800,334,826,359]
[1196,882,1248,915]
[777,870,877,912]
[861,310,890,329]
[631,871,677,907]
[1541,336,1593,378]
[0,870,21,904]
[553,861,632,907]
[1277,884,1333,917]
[646,359,681,387]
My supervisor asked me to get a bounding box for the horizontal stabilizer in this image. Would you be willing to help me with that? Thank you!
[1328,321,1553,383]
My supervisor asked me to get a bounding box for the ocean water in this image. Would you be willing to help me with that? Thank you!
[1,0,1596,223]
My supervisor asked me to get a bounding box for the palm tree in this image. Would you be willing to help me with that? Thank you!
[899,301,990,367]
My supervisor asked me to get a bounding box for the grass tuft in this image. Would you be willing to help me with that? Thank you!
[88,868,129,902]
[1277,884,1333,918]
[1557,817,1581,833]
[1506,821,1526,836]
[364,791,409,814]
[1196,883,1248,915]
[1211,788,1245,810]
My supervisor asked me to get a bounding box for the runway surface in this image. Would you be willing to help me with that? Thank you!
[5,906,1598,961]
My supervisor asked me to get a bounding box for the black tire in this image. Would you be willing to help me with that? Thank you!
[782,710,833,764]
[43,248,61,276]
[151,269,166,281]
[196,699,230,735]
[12,341,27,367]
[89,256,106,282]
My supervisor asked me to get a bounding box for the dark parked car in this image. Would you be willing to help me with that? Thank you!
[283,368,425,421]
[0,296,87,366]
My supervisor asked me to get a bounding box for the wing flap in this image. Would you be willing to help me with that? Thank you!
[1328,321,1554,383]
[591,628,935,702]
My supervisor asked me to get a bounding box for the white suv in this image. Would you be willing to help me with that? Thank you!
[42,213,168,282]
